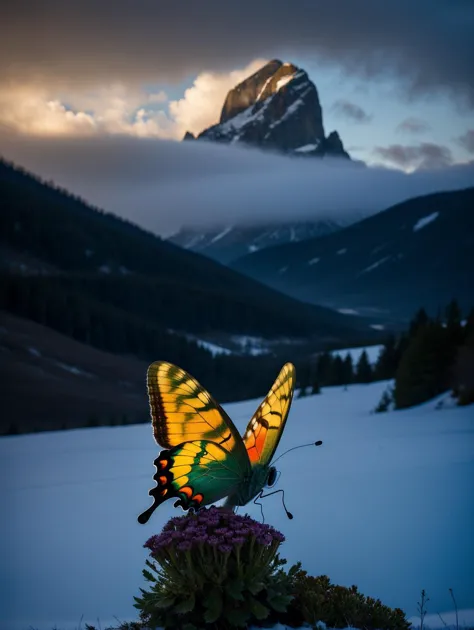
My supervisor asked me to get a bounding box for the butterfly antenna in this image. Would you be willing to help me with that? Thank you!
[260,488,293,520]
[271,440,323,466]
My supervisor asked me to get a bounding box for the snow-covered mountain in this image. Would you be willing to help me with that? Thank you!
[232,187,474,321]
[183,59,350,159]
[169,219,347,264]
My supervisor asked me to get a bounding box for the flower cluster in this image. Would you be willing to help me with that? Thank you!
[145,506,285,556]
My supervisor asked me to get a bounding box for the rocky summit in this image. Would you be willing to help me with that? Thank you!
[184,59,350,159]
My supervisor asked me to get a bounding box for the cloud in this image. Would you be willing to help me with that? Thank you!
[1,131,472,236]
[331,100,373,123]
[455,129,474,154]
[0,82,178,138]
[1,1,473,106]
[396,117,431,134]
[168,59,267,137]
[0,61,266,139]
[372,143,454,171]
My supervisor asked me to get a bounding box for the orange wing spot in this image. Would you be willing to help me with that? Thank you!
[159,460,168,469]
[247,445,260,463]
[159,476,167,484]
[160,488,168,497]
[179,486,193,498]
[192,493,204,504]
[255,425,268,454]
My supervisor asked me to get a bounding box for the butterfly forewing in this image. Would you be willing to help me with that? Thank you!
[243,362,295,467]
[147,361,248,462]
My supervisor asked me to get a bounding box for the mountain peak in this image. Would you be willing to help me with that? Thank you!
[189,60,350,160]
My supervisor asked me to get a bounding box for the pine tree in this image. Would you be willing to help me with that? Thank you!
[452,331,474,405]
[356,350,373,383]
[394,322,452,409]
[311,379,321,395]
[342,353,354,386]
[445,299,464,346]
[328,355,346,385]
[409,308,430,338]
[374,335,399,380]
[316,352,333,386]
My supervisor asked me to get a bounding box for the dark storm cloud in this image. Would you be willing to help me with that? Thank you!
[1,0,474,105]
[455,129,474,154]
[2,131,473,236]
[373,143,454,170]
[332,100,373,124]
[396,118,431,134]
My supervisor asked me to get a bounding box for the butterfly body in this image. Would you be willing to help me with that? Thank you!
[224,463,273,509]
[138,361,295,524]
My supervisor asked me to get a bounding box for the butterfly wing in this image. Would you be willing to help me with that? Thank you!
[138,439,245,524]
[147,361,249,462]
[243,362,296,467]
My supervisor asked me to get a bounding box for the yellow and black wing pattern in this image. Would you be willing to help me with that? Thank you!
[243,362,295,466]
[138,362,251,523]
[147,361,246,457]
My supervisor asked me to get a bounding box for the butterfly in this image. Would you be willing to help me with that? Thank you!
[137,361,295,524]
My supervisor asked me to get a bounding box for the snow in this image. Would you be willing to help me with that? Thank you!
[360,256,391,274]
[98,264,111,274]
[219,95,275,134]
[413,212,440,232]
[331,344,384,364]
[275,74,295,91]
[210,225,233,244]
[268,88,312,130]
[279,265,288,274]
[337,308,359,315]
[196,339,233,356]
[337,248,347,255]
[1,381,473,630]
[409,609,474,630]
[295,141,320,153]
[55,361,94,378]
[248,244,259,253]
[28,346,41,357]
[256,75,275,101]
[231,335,270,356]
[370,324,386,330]
[308,256,320,265]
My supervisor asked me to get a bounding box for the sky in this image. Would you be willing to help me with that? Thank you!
[1,0,473,234]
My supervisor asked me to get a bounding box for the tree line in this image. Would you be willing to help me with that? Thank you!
[296,299,474,409]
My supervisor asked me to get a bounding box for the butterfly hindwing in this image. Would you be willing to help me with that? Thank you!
[147,361,248,461]
[243,362,295,466]
[137,439,246,524]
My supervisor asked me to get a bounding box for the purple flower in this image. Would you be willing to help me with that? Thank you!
[177,541,192,551]
[218,544,233,553]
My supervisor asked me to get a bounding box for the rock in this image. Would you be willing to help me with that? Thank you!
[187,59,350,160]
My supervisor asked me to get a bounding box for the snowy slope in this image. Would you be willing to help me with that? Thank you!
[169,219,346,265]
[1,382,473,630]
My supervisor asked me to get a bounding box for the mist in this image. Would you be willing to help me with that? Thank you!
[1,132,473,236]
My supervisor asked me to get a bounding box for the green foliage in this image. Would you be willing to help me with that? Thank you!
[394,321,454,409]
[356,350,373,384]
[374,388,393,413]
[283,567,411,630]
[452,331,474,406]
[134,508,294,629]
[374,335,399,380]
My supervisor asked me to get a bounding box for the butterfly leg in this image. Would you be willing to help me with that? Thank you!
[253,491,265,524]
